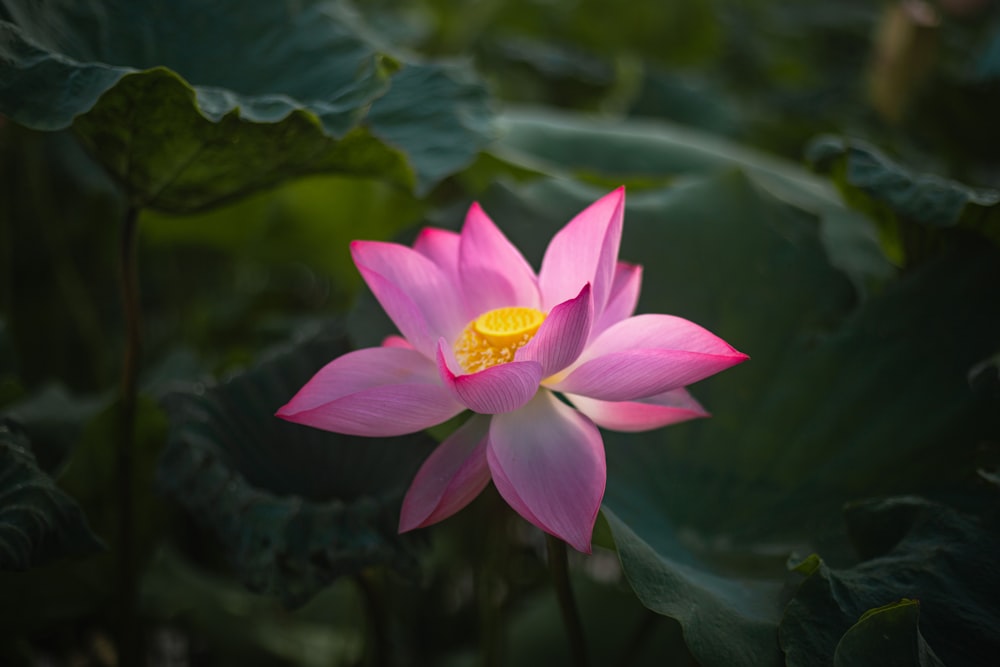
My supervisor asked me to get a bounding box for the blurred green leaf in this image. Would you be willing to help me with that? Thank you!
[782,498,998,667]
[142,549,365,666]
[141,174,426,294]
[628,70,744,137]
[808,136,1000,261]
[832,599,944,667]
[2,384,107,472]
[56,396,169,564]
[0,394,169,640]
[0,0,493,211]
[489,108,893,293]
[393,0,719,65]
[493,108,841,207]
[157,324,437,607]
[0,422,103,570]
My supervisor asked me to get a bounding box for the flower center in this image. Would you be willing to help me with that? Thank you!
[454,306,547,373]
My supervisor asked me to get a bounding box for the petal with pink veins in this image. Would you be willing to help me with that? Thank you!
[352,241,466,356]
[459,203,541,313]
[436,340,543,414]
[592,262,642,337]
[539,186,624,316]
[276,347,464,436]
[516,284,593,377]
[548,314,748,402]
[566,388,709,432]
[399,414,491,532]
[487,390,606,553]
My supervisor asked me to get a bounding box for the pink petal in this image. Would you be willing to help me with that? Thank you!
[516,284,593,377]
[549,314,748,402]
[459,203,541,313]
[351,240,466,356]
[487,390,606,553]
[436,340,543,414]
[538,187,624,317]
[414,227,462,288]
[276,347,464,436]
[566,388,709,432]
[593,262,642,337]
[382,335,414,349]
[399,414,491,532]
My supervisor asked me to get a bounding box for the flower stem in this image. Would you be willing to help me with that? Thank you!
[545,533,589,667]
[117,205,142,664]
[354,571,388,667]
[479,491,508,667]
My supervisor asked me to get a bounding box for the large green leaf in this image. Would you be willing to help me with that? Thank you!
[488,108,894,295]
[492,108,845,212]
[156,324,437,607]
[0,421,103,570]
[807,136,1000,261]
[602,508,785,666]
[781,498,999,667]
[832,600,944,667]
[0,0,493,211]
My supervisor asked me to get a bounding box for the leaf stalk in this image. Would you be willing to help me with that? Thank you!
[545,533,589,667]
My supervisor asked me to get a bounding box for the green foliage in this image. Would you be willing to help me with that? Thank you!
[421,169,999,665]
[3,0,1000,663]
[141,174,426,295]
[488,109,896,296]
[0,0,494,210]
[782,498,999,666]
[603,508,785,666]
[142,549,368,666]
[157,326,437,607]
[809,136,1000,263]
[832,600,944,667]
[0,422,103,570]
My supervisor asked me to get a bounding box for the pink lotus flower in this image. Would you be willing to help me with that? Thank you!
[277,188,747,552]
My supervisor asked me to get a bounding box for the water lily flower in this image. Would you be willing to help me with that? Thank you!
[277,188,747,552]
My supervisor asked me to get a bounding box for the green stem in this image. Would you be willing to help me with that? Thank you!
[616,609,660,667]
[117,205,142,664]
[545,533,589,667]
[354,571,388,667]
[479,491,508,667]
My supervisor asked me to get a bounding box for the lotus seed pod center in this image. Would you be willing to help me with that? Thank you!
[454,307,546,373]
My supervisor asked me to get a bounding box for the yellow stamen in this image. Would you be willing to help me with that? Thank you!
[454,306,546,373]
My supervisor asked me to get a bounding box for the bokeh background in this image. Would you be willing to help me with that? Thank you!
[2,0,999,665]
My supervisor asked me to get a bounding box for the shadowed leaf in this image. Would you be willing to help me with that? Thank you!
[157,324,437,607]
[833,600,945,667]
[782,498,998,667]
[0,0,493,210]
[0,422,103,570]
[807,136,1000,262]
